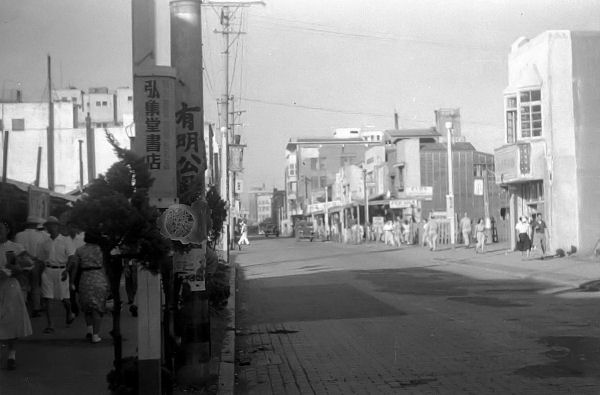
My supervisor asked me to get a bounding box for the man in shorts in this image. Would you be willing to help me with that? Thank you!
[36,216,76,333]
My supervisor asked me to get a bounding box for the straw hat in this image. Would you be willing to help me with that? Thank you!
[44,216,60,226]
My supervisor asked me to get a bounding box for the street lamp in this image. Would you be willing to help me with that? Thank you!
[362,167,369,230]
[445,121,455,249]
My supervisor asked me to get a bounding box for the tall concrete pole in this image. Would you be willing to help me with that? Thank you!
[47,55,55,191]
[445,121,455,249]
[170,0,210,386]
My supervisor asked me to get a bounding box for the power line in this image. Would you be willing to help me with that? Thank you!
[250,14,504,51]
[241,97,393,118]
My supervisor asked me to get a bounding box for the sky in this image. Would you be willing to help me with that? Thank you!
[1,0,599,191]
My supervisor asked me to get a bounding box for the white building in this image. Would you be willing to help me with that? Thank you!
[494,31,600,253]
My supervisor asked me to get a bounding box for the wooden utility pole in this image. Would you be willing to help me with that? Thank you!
[207,0,264,260]
[47,55,55,191]
[34,146,42,187]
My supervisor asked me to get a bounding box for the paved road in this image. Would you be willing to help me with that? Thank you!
[234,238,600,394]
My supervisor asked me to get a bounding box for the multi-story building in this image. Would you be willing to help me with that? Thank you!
[284,137,378,220]
[494,31,600,253]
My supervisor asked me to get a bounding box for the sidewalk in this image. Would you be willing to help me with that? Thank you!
[0,295,138,395]
[429,240,600,289]
[339,239,600,290]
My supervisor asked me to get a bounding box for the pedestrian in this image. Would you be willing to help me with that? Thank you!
[459,212,472,248]
[515,216,531,258]
[475,218,486,253]
[63,221,84,318]
[71,231,109,343]
[0,219,33,370]
[393,217,401,247]
[237,221,249,250]
[401,219,411,244]
[532,213,548,259]
[428,219,439,251]
[36,216,76,333]
[422,218,430,247]
[383,220,394,246]
[14,216,48,316]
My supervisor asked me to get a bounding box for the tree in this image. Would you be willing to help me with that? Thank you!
[206,186,227,249]
[69,131,171,389]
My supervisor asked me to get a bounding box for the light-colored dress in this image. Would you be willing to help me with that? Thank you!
[74,244,109,314]
[0,241,33,340]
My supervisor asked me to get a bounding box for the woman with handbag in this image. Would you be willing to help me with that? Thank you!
[0,219,33,370]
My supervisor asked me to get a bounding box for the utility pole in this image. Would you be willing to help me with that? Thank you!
[207,0,264,260]
[171,0,210,387]
[47,55,55,191]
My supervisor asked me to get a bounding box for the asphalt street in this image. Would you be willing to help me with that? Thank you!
[234,238,600,394]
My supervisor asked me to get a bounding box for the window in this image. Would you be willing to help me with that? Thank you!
[288,163,296,177]
[319,157,327,170]
[506,96,517,144]
[505,89,542,141]
[11,118,25,131]
[522,181,543,203]
[319,176,327,188]
[519,89,542,138]
[396,168,404,192]
[310,158,318,170]
[127,96,133,102]
[102,101,108,107]
[95,101,101,107]
[473,163,494,177]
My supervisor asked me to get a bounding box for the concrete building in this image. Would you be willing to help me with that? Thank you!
[494,31,600,253]
[284,137,378,219]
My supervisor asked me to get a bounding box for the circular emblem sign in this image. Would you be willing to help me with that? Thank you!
[159,204,198,243]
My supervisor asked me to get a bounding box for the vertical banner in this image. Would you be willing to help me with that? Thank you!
[229,144,245,172]
[133,67,178,203]
[28,186,50,221]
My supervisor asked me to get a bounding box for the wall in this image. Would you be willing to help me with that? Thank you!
[1,102,75,130]
[572,32,600,253]
[85,92,116,124]
[396,138,421,190]
[0,126,130,193]
[116,87,134,125]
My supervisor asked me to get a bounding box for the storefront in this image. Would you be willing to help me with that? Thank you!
[495,140,546,249]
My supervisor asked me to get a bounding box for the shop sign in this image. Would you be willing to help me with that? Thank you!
[494,145,519,183]
[173,243,206,291]
[28,186,49,223]
[133,68,177,201]
[405,186,433,200]
[372,216,384,227]
[229,144,245,172]
[235,178,244,194]
[473,179,484,196]
[389,199,417,209]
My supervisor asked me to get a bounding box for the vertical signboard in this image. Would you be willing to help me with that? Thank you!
[133,67,178,203]
[28,186,50,221]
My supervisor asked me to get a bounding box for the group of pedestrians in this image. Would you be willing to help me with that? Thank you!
[0,215,110,371]
[515,213,547,258]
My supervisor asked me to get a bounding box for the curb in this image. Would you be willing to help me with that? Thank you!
[217,261,236,394]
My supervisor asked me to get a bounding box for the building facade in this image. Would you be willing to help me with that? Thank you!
[494,31,600,253]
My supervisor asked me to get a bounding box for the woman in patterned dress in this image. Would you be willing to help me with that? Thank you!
[71,231,109,343]
[0,219,33,370]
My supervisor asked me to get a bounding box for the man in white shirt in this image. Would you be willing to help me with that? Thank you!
[15,216,49,314]
[36,216,76,333]
[459,213,472,248]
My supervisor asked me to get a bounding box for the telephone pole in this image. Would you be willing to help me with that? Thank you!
[206,0,264,260]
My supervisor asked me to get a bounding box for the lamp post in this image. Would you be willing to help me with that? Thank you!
[362,167,369,229]
[445,121,455,249]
